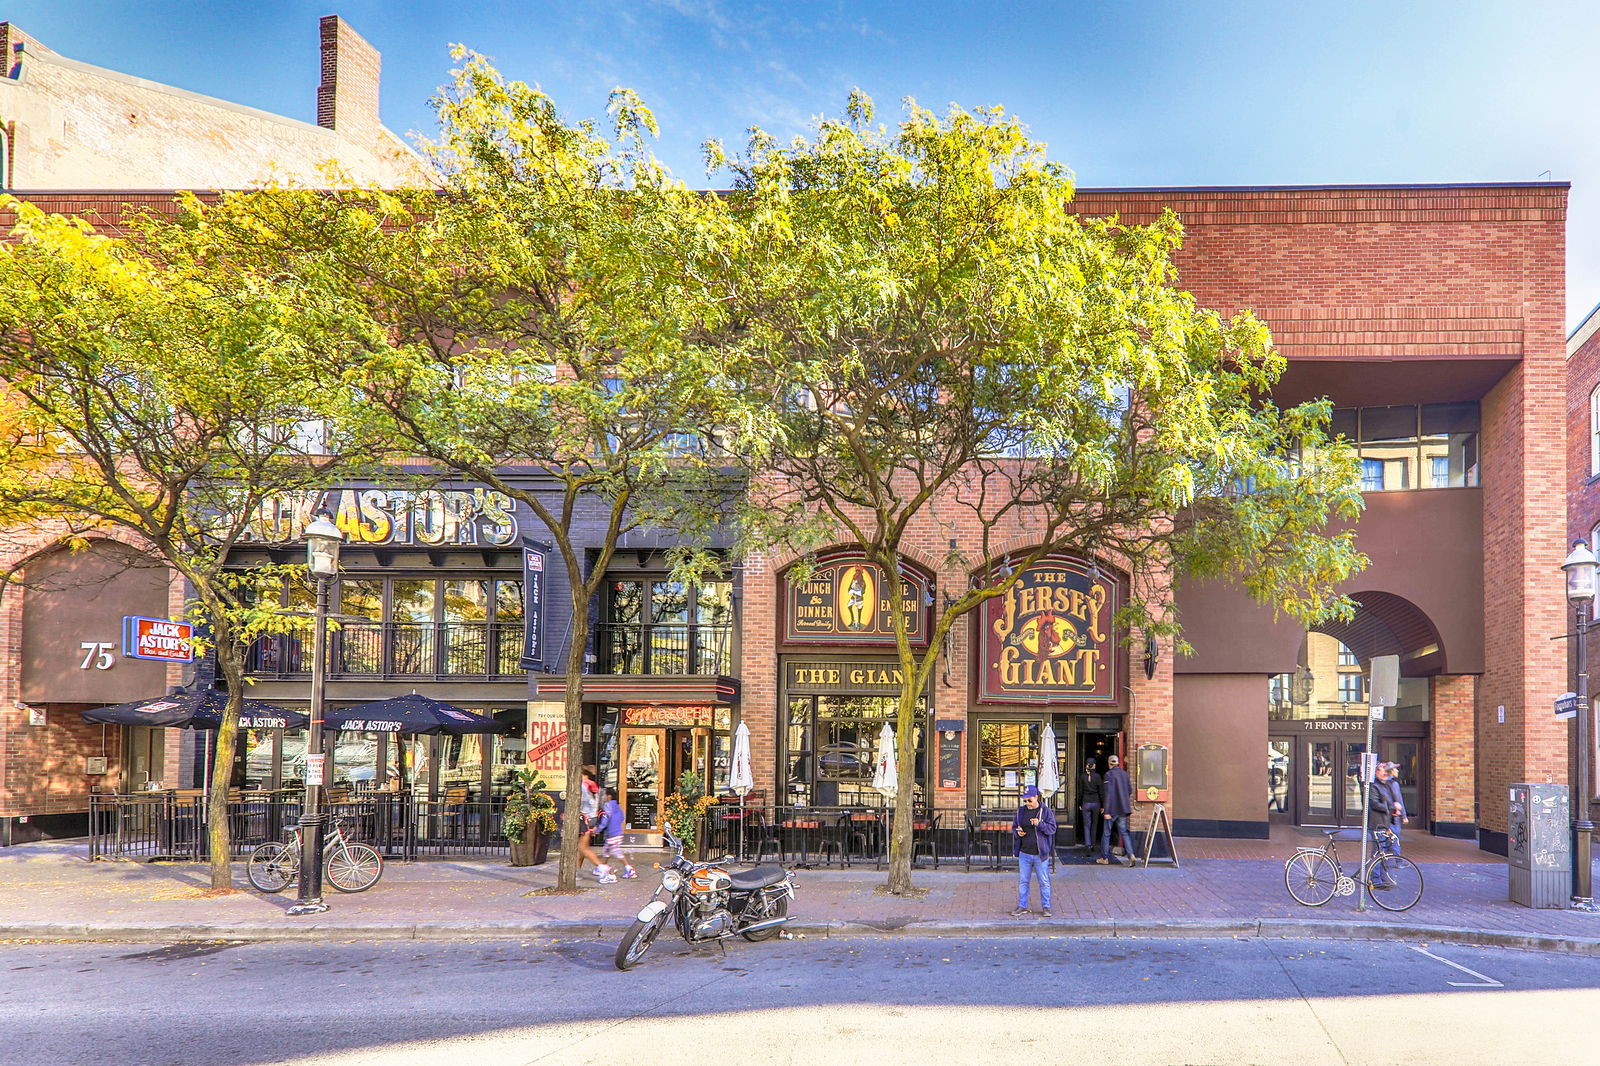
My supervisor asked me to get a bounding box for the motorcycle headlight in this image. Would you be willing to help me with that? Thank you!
[661,870,682,891]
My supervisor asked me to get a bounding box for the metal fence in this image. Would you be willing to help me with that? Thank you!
[88,793,514,863]
[703,805,1031,870]
[246,622,525,680]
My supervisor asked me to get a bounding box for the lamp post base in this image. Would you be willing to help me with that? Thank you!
[287,899,330,916]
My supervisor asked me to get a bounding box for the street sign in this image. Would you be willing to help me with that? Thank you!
[1370,705,1385,721]
[1556,692,1581,720]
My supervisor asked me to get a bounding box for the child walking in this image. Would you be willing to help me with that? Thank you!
[594,786,637,883]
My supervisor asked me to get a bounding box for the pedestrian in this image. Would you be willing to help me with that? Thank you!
[1375,761,1409,855]
[1098,753,1134,866]
[594,786,637,883]
[1009,785,1056,917]
[1078,758,1103,850]
[1366,762,1400,887]
[577,766,605,876]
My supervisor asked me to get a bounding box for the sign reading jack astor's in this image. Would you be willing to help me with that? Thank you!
[783,553,930,645]
[979,556,1118,704]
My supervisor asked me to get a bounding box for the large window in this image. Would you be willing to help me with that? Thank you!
[245,573,524,678]
[1591,385,1600,477]
[1330,403,1479,492]
[601,577,732,675]
[784,694,924,806]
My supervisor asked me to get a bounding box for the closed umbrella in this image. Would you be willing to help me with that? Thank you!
[729,721,754,860]
[872,722,898,802]
[1038,722,1061,798]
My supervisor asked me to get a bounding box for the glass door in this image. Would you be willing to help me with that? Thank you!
[619,729,665,835]
[1380,737,1426,827]
[1302,738,1336,824]
[1267,739,1293,823]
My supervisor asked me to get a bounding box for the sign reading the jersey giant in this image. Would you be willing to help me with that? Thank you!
[783,555,929,646]
[979,557,1117,704]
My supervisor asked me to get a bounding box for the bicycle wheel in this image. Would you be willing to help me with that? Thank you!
[1366,853,1424,911]
[326,842,383,892]
[1284,851,1338,906]
[247,842,297,893]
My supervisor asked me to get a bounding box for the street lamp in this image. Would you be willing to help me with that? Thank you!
[288,513,343,916]
[1561,538,1598,912]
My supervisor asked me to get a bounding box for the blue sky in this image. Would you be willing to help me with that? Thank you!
[8,0,1600,328]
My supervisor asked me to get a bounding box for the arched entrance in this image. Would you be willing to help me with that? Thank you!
[1267,592,1442,829]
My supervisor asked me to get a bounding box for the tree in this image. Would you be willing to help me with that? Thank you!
[200,54,763,891]
[712,95,1367,893]
[0,198,372,891]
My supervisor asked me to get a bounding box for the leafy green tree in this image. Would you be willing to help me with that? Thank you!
[0,198,372,891]
[712,95,1367,894]
[200,54,763,891]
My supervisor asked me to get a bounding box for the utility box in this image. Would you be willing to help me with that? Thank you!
[1508,783,1571,909]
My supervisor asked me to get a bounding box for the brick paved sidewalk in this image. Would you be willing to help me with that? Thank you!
[2,829,1598,950]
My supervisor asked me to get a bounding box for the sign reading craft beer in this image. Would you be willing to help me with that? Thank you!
[783,553,929,646]
[979,557,1118,704]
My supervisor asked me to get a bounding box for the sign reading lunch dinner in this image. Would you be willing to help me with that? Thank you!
[979,557,1117,704]
[783,554,929,646]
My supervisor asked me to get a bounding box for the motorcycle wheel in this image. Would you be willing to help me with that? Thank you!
[614,910,669,971]
[740,893,789,942]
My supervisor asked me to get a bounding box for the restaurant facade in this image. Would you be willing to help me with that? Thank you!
[0,175,1575,855]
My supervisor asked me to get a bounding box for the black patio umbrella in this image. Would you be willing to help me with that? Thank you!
[82,690,308,730]
[321,694,510,736]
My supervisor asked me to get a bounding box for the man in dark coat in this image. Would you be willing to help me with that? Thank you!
[1009,785,1057,917]
[1078,758,1103,850]
[1098,754,1134,866]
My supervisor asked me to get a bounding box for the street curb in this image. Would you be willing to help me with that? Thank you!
[4,917,1599,954]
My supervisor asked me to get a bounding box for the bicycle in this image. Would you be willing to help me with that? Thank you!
[1283,828,1423,912]
[247,817,383,893]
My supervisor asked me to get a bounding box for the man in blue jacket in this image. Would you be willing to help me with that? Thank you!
[1010,785,1057,917]
[1098,754,1134,866]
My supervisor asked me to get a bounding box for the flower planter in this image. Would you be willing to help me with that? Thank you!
[508,826,551,867]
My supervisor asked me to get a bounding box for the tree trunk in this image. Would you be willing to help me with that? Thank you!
[205,647,247,892]
[884,673,921,894]
[555,605,590,892]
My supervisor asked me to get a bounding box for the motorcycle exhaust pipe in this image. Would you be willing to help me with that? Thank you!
[730,915,794,937]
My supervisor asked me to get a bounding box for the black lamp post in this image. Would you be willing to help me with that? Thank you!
[288,513,343,916]
[1561,538,1598,912]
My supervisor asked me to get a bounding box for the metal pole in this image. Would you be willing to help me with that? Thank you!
[1576,602,1597,911]
[1356,709,1376,913]
[289,574,331,916]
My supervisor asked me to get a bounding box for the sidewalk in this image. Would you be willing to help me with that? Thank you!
[2,832,1598,954]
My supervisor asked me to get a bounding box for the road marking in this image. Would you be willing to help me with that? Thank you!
[1409,945,1504,987]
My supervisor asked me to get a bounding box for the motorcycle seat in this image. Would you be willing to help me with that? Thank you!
[727,865,788,890]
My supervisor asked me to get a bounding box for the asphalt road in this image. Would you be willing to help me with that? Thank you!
[4,935,1597,1066]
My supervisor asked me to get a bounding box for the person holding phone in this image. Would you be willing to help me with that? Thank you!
[1009,785,1056,917]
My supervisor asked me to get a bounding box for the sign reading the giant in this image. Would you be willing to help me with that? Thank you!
[122,616,195,662]
[783,554,929,646]
[239,487,518,548]
[785,659,907,694]
[979,557,1117,704]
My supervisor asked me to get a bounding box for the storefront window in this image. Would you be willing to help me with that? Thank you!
[241,727,275,790]
[784,694,924,807]
[602,577,734,675]
[977,721,1039,809]
[1326,403,1479,493]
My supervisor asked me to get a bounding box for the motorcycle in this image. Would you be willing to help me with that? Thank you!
[613,824,797,970]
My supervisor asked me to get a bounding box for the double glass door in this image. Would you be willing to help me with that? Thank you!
[1300,736,1368,827]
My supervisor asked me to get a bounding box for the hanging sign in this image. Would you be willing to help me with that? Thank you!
[519,541,548,669]
[782,553,929,646]
[978,556,1118,704]
[122,616,195,663]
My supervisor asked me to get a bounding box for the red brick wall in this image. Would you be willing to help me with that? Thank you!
[1432,674,1476,825]
[317,15,382,147]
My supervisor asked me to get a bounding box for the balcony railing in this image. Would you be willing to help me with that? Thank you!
[247,621,525,679]
[596,622,732,676]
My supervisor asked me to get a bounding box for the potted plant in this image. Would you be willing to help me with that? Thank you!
[502,767,557,866]
[662,769,715,859]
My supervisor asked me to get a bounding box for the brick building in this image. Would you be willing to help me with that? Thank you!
[1565,300,1600,829]
[0,18,1574,856]
[0,15,431,844]
[729,182,1569,856]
